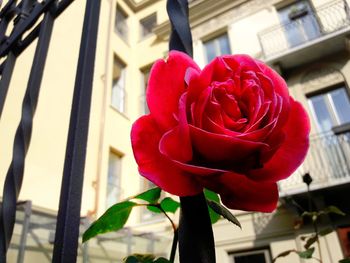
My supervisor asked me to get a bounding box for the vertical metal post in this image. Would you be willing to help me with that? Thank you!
[0,8,55,262]
[52,0,101,262]
[17,201,32,263]
[0,0,20,118]
[166,1,215,262]
[0,53,16,118]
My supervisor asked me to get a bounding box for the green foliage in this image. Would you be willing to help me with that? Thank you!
[273,248,314,262]
[160,197,180,213]
[339,258,350,263]
[134,187,161,204]
[123,254,170,263]
[323,206,346,216]
[83,201,136,242]
[83,187,181,244]
[302,205,346,222]
[146,197,180,214]
[297,247,315,259]
[204,189,221,224]
[207,200,241,228]
[147,205,162,213]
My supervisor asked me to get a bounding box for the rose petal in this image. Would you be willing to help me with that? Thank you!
[160,93,192,163]
[256,60,291,130]
[147,51,200,131]
[248,99,310,182]
[200,172,279,212]
[190,125,269,163]
[131,115,202,196]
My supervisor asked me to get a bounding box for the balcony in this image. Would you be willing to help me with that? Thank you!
[279,130,350,196]
[258,0,350,69]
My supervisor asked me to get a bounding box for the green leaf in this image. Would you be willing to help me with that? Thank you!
[339,258,350,263]
[297,247,315,259]
[123,254,155,263]
[123,254,170,263]
[83,201,136,242]
[272,250,295,263]
[134,187,162,204]
[160,197,180,213]
[319,227,333,236]
[324,206,346,216]
[304,235,317,249]
[147,205,162,213]
[204,189,221,224]
[207,200,241,228]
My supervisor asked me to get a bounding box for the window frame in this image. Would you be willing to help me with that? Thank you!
[307,85,350,133]
[203,32,231,63]
[230,248,272,263]
[115,5,129,42]
[140,12,157,39]
[140,65,152,115]
[106,150,123,209]
[111,55,127,113]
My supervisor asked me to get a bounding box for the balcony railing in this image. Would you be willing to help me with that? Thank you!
[279,131,350,195]
[258,0,350,58]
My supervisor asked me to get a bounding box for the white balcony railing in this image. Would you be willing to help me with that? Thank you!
[279,130,350,195]
[258,0,350,58]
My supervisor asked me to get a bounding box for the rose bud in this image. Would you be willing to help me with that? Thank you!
[131,51,310,212]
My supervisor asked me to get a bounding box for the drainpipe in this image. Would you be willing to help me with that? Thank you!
[87,0,114,219]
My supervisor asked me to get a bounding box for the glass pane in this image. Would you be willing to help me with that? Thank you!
[218,34,231,55]
[107,153,121,208]
[204,40,217,63]
[140,14,157,38]
[330,88,350,125]
[310,95,334,132]
[115,8,128,41]
[278,0,320,47]
[108,153,120,185]
[112,59,126,112]
[234,253,266,263]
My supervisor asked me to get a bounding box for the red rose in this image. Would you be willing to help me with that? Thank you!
[131,51,310,212]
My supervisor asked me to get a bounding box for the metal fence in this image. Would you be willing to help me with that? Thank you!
[0,0,101,262]
[258,0,350,58]
[279,131,350,195]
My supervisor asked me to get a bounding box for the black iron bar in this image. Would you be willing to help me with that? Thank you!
[0,7,55,262]
[0,52,16,118]
[52,0,101,261]
[0,0,56,57]
[52,0,74,18]
[166,0,216,262]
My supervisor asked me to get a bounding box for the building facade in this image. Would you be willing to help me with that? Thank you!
[0,0,350,262]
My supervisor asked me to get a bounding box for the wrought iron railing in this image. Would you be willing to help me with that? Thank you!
[279,131,350,194]
[258,0,350,58]
[0,0,101,262]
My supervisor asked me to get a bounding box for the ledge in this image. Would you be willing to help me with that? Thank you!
[153,0,248,40]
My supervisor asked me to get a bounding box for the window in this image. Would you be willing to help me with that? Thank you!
[106,151,122,208]
[140,68,151,114]
[231,249,271,263]
[277,0,320,48]
[115,6,128,41]
[203,33,231,63]
[111,56,126,113]
[308,86,350,132]
[140,13,157,39]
